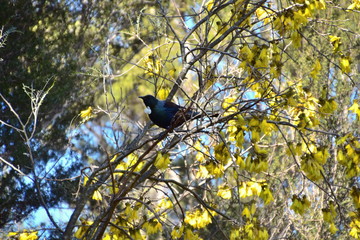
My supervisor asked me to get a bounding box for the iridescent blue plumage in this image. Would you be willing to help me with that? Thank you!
[139,95,199,129]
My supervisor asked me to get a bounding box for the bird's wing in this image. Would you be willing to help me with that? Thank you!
[163,101,182,109]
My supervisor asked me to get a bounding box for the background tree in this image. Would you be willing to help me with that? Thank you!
[0,0,359,239]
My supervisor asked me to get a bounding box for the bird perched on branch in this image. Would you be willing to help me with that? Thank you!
[139,95,201,129]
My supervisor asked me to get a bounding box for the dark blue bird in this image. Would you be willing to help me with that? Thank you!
[139,95,199,129]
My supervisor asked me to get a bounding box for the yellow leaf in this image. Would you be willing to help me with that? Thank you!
[171,226,184,239]
[260,187,274,205]
[157,88,170,100]
[79,106,95,122]
[339,56,351,74]
[251,130,260,142]
[144,54,161,76]
[347,0,360,10]
[184,228,203,240]
[154,152,170,170]
[260,119,274,135]
[291,31,301,48]
[315,0,326,9]
[130,229,144,240]
[291,195,311,215]
[320,99,338,114]
[110,154,118,162]
[75,219,93,239]
[83,176,89,186]
[236,156,246,169]
[310,59,322,79]
[349,100,360,119]
[293,11,308,27]
[249,118,260,127]
[168,68,177,78]
[239,183,250,198]
[329,222,338,234]
[255,48,269,68]
[322,209,331,222]
[239,45,254,62]
[205,0,215,11]
[157,198,173,210]
[249,182,262,196]
[217,184,232,199]
[92,190,102,201]
[124,203,139,221]
[102,234,111,240]
[242,207,251,218]
[259,228,269,239]
[184,209,213,229]
[19,232,38,240]
[222,96,237,109]
[143,219,162,235]
[256,7,272,24]
[329,35,342,52]
[196,164,209,178]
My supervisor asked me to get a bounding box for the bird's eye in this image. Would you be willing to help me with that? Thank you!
[145,106,152,114]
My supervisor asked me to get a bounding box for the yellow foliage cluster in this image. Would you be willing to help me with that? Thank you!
[337,135,360,178]
[340,56,351,74]
[83,175,104,201]
[222,96,239,116]
[194,140,229,178]
[79,106,95,123]
[156,198,173,212]
[310,59,322,79]
[157,88,170,100]
[319,98,338,114]
[301,146,329,181]
[123,202,142,222]
[349,211,360,239]
[271,0,326,48]
[143,54,161,76]
[154,152,171,170]
[242,203,257,219]
[102,217,134,240]
[290,195,311,215]
[286,81,320,128]
[349,100,360,120]
[230,219,269,240]
[217,184,232,199]
[255,7,273,25]
[142,219,162,235]
[237,151,268,173]
[351,187,360,209]
[184,208,217,229]
[322,201,338,234]
[171,225,203,240]
[238,43,283,97]
[214,142,230,164]
[204,160,225,178]
[7,230,38,240]
[194,141,221,179]
[74,219,94,239]
[350,188,360,238]
[329,35,342,53]
[238,44,270,73]
[239,180,274,205]
[328,35,352,74]
[227,115,246,148]
[348,0,360,10]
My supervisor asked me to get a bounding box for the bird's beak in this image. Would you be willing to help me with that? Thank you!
[139,96,144,99]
